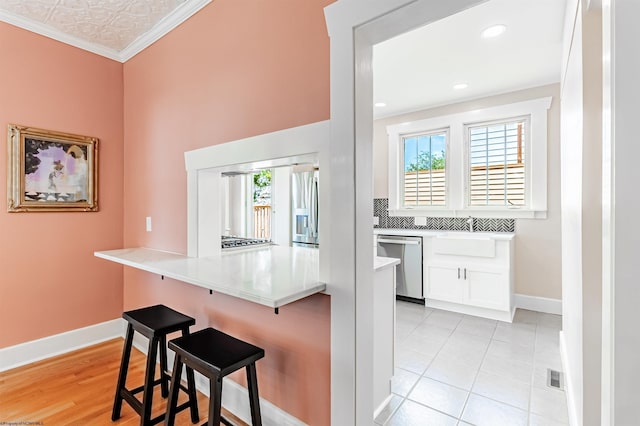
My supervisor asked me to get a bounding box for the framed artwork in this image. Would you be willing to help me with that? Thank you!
[7,124,99,212]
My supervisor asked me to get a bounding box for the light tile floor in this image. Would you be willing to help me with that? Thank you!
[375,302,569,426]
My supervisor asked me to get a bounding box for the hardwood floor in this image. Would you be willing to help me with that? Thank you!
[0,338,247,425]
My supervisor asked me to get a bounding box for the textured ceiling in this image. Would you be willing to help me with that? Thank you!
[0,0,209,61]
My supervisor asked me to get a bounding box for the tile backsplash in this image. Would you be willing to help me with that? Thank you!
[373,198,515,233]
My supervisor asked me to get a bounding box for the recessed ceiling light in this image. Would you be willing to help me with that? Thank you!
[481,24,507,38]
[453,83,468,90]
[374,102,387,107]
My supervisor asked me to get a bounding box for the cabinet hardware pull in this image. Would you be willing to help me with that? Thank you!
[464,268,467,280]
[457,267,460,279]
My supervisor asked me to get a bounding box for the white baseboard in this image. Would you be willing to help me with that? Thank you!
[426,298,514,322]
[218,377,307,426]
[559,331,579,426]
[514,293,562,315]
[0,318,127,372]
[373,394,393,420]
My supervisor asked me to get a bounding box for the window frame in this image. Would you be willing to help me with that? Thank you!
[387,97,551,219]
[399,128,450,210]
[463,115,531,210]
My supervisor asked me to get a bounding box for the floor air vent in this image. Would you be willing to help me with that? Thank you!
[547,368,564,390]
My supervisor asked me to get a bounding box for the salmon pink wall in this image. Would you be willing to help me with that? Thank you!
[122,0,332,424]
[0,23,124,347]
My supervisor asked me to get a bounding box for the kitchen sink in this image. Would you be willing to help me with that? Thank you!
[432,232,496,257]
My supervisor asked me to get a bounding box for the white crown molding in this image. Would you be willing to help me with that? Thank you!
[0,8,122,61]
[119,0,212,62]
[0,0,212,63]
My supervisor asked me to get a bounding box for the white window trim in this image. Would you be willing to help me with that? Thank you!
[388,97,551,219]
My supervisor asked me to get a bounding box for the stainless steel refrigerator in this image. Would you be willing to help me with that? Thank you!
[291,168,319,247]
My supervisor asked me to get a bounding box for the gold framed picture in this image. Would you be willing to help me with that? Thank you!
[7,124,99,212]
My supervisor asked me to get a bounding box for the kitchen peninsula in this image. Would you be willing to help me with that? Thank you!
[95,245,325,309]
[96,244,401,420]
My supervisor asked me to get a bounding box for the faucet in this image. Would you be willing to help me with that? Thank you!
[466,216,474,232]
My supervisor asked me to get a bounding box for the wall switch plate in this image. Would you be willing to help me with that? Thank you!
[414,217,427,226]
[373,216,379,226]
[146,216,152,232]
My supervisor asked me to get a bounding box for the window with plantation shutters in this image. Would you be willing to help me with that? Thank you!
[387,96,550,218]
[467,118,527,207]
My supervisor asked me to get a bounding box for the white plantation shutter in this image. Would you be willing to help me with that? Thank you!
[468,118,527,207]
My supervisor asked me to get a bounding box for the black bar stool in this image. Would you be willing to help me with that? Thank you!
[112,304,200,426]
[165,327,265,426]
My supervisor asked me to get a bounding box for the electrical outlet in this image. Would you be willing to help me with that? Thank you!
[146,216,152,232]
[373,216,379,226]
[414,216,427,226]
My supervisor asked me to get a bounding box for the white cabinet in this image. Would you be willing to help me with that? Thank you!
[373,257,398,416]
[424,236,514,322]
[373,229,515,321]
[466,266,509,311]
[426,264,465,303]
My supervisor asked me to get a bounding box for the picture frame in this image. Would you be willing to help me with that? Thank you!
[7,124,99,212]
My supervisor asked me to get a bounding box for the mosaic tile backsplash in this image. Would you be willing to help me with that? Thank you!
[373,198,515,233]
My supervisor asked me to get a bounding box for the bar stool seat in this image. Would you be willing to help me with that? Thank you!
[112,304,199,426]
[165,327,265,426]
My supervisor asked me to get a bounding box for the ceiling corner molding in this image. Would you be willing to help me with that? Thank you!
[0,0,212,63]
[118,0,212,62]
[0,9,122,61]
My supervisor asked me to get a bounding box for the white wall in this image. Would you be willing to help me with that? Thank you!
[225,175,247,237]
[373,85,562,300]
[580,5,603,425]
[559,0,602,424]
[326,1,485,422]
[601,0,640,424]
[560,3,584,422]
[272,166,292,246]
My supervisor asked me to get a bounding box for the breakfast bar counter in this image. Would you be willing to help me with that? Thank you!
[95,246,325,309]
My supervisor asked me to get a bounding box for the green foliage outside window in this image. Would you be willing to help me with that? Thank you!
[253,169,272,204]
[406,150,446,172]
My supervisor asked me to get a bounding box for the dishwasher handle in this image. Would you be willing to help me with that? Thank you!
[377,238,421,245]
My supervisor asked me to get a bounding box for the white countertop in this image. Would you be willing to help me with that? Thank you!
[374,256,400,271]
[374,228,515,240]
[94,246,325,309]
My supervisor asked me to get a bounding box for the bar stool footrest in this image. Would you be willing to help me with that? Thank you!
[220,416,234,426]
[121,390,143,414]
[128,375,167,396]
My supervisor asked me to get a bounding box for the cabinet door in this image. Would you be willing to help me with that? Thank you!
[426,264,465,303]
[465,267,509,310]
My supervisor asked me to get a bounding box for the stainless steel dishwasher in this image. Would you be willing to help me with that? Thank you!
[376,234,424,304]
